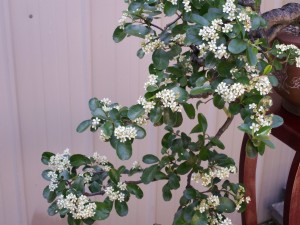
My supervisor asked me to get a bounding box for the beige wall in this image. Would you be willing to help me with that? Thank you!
[0,0,298,225]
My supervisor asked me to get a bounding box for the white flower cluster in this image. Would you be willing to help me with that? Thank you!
[195,200,233,224]
[248,99,273,133]
[234,185,251,211]
[191,166,237,187]
[198,19,231,59]
[104,185,126,202]
[215,82,245,103]
[183,0,191,12]
[133,116,148,126]
[223,0,251,30]
[237,11,251,32]
[223,0,236,20]
[155,89,182,112]
[194,195,220,213]
[170,34,186,45]
[275,44,300,67]
[144,75,158,90]
[254,76,272,96]
[91,152,111,171]
[156,3,164,11]
[49,148,71,173]
[92,117,101,129]
[99,129,110,141]
[132,160,142,170]
[114,126,137,142]
[48,171,58,191]
[141,34,166,54]
[79,172,92,184]
[167,0,177,5]
[118,12,129,29]
[137,96,156,114]
[57,194,96,219]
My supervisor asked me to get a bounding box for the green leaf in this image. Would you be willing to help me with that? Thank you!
[76,120,91,133]
[263,65,273,75]
[272,115,283,128]
[182,103,195,119]
[268,75,278,87]
[42,169,52,181]
[190,14,210,26]
[197,113,208,133]
[109,168,120,184]
[70,154,91,167]
[89,98,99,111]
[115,201,128,217]
[191,211,207,225]
[101,121,114,137]
[127,183,144,199]
[177,161,192,175]
[205,52,217,69]
[72,176,85,192]
[228,39,247,54]
[137,48,145,59]
[92,202,111,220]
[128,104,145,120]
[141,164,159,184]
[168,174,180,189]
[132,125,146,139]
[213,94,225,109]
[124,24,150,38]
[116,141,132,160]
[164,1,177,16]
[162,184,172,201]
[128,2,142,12]
[43,186,56,203]
[171,86,188,103]
[195,77,206,87]
[143,154,159,164]
[113,26,127,43]
[184,188,197,200]
[246,139,258,158]
[150,106,163,123]
[190,85,212,96]
[210,137,225,149]
[48,202,58,216]
[229,102,241,115]
[216,197,236,213]
[152,49,169,70]
[41,152,55,165]
[92,108,107,119]
[246,45,258,66]
[163,108,177,127]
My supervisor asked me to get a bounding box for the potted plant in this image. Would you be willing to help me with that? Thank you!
[41,1,300,224]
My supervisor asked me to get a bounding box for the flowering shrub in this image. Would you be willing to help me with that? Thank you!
[42,1,300,225]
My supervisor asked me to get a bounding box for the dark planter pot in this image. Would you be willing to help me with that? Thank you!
[275,31,300,116]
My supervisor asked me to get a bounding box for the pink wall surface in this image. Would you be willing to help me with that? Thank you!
[0,0,298,224]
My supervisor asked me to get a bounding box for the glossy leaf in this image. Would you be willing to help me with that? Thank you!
[70,154,91,167]
[128,104,145,120]
[76,120,91,133]
[143,154,159,164]
[116,141,132,160]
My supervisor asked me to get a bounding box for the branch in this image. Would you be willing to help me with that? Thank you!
[125,180,143,185]
[214,116,234,140]
[262,3,300,42]
[164,14,182,30]
[84,191,105,197]
[238,0,255,10]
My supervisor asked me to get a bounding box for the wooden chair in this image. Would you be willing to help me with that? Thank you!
[239,94,300,225]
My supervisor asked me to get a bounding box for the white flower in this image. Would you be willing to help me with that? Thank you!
[57,194,96,219]
[167,0,177,5]
[114,126,137,142]
[132,161,141,169]
[49,149,71,173]
[183,0,191,12]
[215,82,245,103]
[133,115,148,126]
[155,89,182,112]
[141,34,166,54]
[207,195,220,208]
[104,186,125,202]
[137,96,156,114]
[99,130,110,141]
[117,182,127,191]
[118,12,129,29]
[222,23,233,33]
[144,75,158,90]
[254,76,272,95]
